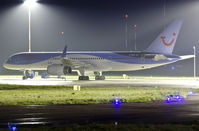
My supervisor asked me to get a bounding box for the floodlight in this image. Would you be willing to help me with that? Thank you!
[23,0,39,52]
[24,0,38,8]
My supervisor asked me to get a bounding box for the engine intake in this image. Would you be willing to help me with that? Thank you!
[47,64,72,76]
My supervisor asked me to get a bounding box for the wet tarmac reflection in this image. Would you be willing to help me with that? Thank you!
[1,100,199,129]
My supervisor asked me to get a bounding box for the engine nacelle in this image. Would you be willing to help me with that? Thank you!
[47,64,72,76]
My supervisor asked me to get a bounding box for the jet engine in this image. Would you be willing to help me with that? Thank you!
[47,64,72,76]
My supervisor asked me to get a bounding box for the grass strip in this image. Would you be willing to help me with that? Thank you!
[0,84,192,105]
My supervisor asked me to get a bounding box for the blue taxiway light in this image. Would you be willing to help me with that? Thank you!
[8,122,17,131]
[166,94,183,103]
[113,97,122,106]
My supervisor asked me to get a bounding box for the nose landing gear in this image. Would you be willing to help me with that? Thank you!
[23,70,35,80]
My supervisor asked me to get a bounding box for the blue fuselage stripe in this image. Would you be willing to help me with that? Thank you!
[6,52,179,65]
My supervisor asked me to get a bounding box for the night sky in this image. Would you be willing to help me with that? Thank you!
[0,0,198,76]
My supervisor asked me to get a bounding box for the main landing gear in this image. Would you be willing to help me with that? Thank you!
[78,76,89,80]
[23,70,35,80]
[77,70,105,80]
[95,75,105,80]
[94,71,105,80]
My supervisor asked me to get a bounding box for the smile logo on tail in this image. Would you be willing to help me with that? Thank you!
[161,33,176,47]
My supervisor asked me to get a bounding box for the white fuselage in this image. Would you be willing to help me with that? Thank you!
[3,51,181,73]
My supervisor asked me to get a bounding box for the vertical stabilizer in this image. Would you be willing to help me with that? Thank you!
[145,19,183,55]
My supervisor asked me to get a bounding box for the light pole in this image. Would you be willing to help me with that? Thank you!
[163,0,166,29]
[193,45,196,78]
[124,13,128,49]
[134,24,137,51]
[24,0,38,52]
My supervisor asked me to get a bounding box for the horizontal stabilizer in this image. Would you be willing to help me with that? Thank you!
[179,55,194,60]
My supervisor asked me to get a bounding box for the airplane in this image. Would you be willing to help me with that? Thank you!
[3,19,193,80]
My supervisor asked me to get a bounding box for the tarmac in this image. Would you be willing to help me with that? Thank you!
[0,77,199,88]
[1,98,199,128]
[1,76,199,129]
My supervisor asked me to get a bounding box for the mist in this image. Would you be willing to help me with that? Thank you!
[0,0,198,76]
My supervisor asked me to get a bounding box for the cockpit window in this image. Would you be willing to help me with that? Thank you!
[6,53,61,65]
[7,57,13,64]
[7,54,22,64]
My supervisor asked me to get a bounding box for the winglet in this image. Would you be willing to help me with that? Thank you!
[61,45,67,58]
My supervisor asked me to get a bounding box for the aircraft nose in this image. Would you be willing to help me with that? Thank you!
[3,62,7,68]
[3,60,9,69]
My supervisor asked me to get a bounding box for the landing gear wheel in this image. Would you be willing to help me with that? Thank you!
[23,70,35,80]
[78,76,89,80]
[95,75,105,80]
[41,72,49,79]
[22,76,27,80]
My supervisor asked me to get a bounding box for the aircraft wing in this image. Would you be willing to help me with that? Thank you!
[60,46,95,69]
[61,57,112,71]
[60,46,110,71]
[61,58,95,70]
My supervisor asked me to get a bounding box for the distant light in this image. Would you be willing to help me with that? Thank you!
[134,24,137,28]
[24,0,38,8]
[124,13,128,19]
[171,66,175,70]
[189,90,194,95]
[61,32,64,35]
